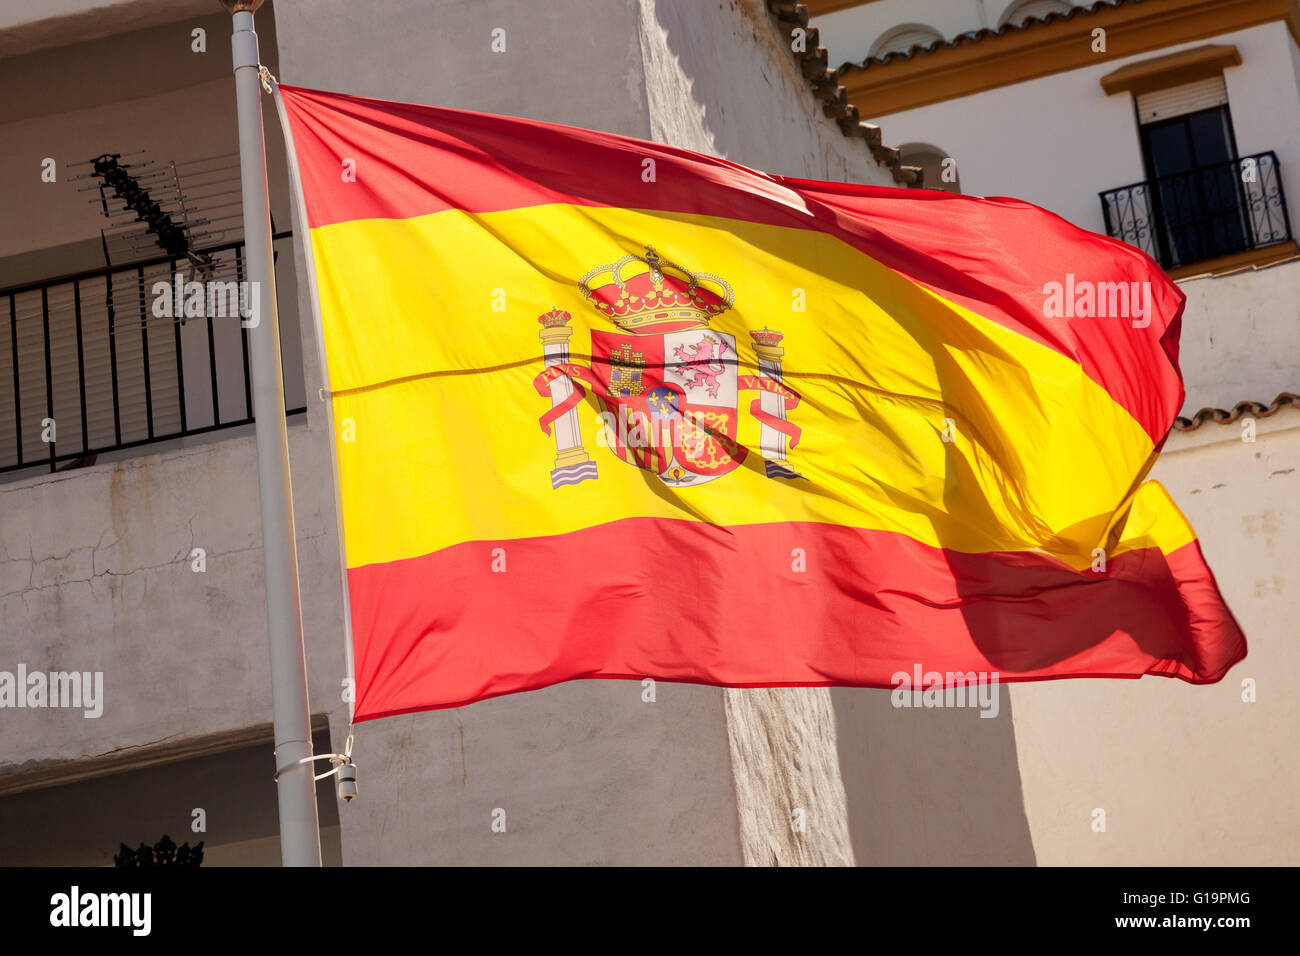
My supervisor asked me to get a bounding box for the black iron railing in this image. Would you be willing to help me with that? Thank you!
[1,233,304,476]
[1100,151,1292,271]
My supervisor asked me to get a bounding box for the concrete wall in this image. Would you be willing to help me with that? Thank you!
[1178,258,1300,413]
[638,0,886,180]
[0,0,329,824]
[0,14,273,261]
[0,0,211,58]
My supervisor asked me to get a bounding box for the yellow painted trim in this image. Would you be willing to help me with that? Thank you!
[840,0,1298,117]
[1167,240,1300,280]
[1099,43,1241,95]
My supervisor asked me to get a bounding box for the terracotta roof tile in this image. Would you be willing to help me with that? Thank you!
[766,1,922,185]
[836,0,1133,74]
[1174,391,1300,431]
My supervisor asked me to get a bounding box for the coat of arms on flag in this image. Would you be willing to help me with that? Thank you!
[532,246,803,488]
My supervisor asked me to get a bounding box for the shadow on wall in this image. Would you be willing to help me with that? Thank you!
[831,684,1036,865]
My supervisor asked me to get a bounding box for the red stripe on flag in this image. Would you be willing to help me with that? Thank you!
[345,518,1245,720]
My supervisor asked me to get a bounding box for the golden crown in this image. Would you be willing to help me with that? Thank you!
[578,246,734,334]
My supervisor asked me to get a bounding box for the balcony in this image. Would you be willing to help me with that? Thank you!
[1099,151,1293,274]
[0,234,305,482]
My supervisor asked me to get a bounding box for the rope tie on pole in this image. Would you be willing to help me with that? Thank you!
[274,729,355,783]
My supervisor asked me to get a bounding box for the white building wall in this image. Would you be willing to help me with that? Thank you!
[1178,260,1300,413]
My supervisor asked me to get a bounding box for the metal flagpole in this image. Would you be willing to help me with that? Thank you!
[220,0,322,866]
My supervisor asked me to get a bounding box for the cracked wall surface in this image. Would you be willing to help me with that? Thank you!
[0,412,349,774]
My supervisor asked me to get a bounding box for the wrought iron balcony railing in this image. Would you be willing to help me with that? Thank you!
[1099,151,1292,271]
[1,234,304,479]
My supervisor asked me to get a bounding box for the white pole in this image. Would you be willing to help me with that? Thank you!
[221,0,322,866]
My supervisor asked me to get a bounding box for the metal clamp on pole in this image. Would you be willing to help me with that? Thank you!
[220,0,323,867]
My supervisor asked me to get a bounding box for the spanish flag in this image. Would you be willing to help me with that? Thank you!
[279,85,1245,720]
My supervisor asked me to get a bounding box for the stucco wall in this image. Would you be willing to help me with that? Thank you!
[0,16,270,262]
[0,0,211,58]
[816,0,991,67]
[1177,258,1300,413]
[0,400,345,769]
[1010,412,1300,864]
[639,0,887,181]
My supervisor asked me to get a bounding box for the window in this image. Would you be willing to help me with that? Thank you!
[1136,78,1249,266]
[1098,45,1291,272]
